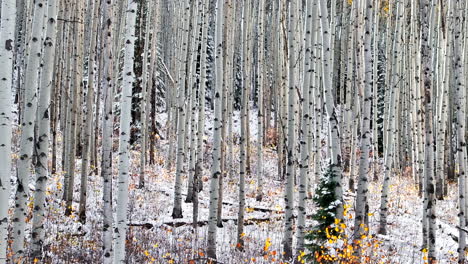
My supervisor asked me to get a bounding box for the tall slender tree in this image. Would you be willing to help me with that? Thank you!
[11,0,45,259]
[0,0,16,262]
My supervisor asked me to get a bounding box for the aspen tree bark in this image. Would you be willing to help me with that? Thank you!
[207,0,224,259]
[378,0,403,235]
[236,0,249,252]
[65,0,85,216]
[282,0,296,259]
[318,0,344,219]
[186,0,200,204]
[100,0,115,260]
[453,0,467,261]
[296,0,315,252]
[435,4,451,200]
[372,0,380,178]
[30,0,58,258]
[354,0,372,243]
[79,0,100,223]
[421,0,436,258]
[138,0,153,189]
[184,0,199,204]
[12,0,45,259]
[256,0,265,202]
[172,0,193,219]
[193,0,210,227]
[113,0,137,262]
[0,0,15,262]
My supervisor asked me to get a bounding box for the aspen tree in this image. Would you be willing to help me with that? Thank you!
[79,0,100,223]
[378,0,403,235]
[12,0,45,259]
[65,0,85,216]
[318,0,344,220]
[172,0,193,219]
[420,0,437,258]
[139,0,153,189]
[0,0,15,262]
[354,0,373,244]
[297,0,315,252]
[113,0,137,262]
[100,0,115,260]
[193,0,210,227]
[31,0,58,258]
[453,0,467,261]
[282,0,297,259]
[207,0,224,259]
[236,0,250,252]
[256,0,265,202]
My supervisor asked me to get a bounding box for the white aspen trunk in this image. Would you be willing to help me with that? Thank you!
[30,0,58,258]
[307,4,319,197]
[354,0,372,243]
[193,0,210,228]
[372,0,380,180]
[378,0,403,235]
[236,0,250,252]
[79,0,100,223]
[296,0,315,252]
[256,0,265,202]
[100,0,115,261]
[65,0,85,216]
[283,0,296,259]
[12,0,45,259]
[421,0,436,258]
[453,0,467,261]
[172,0,192,219]
[113,0,137,262]
[207,0,224,259]
[318,0,344,219]
[0,0,15,262]
[186,0,200,203]
[139,0,153,189]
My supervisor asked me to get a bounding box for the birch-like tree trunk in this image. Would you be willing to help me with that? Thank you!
[420,0,436,259]
[296,0,315,252]
[378,0,403,235]
[113,0,137,262]
[172,0,193,219]
[282,0,296,259]
[12,0,45,259]
[79,0,100,223]
[453,0,467,261]
[193,0,210,227]
[30,0,58,258]
[354,0,373,244]
[318,0,344,219]
[255,0,265,202]
[207,0,224,258]
[100,0,115,260]
[0,0,16,262]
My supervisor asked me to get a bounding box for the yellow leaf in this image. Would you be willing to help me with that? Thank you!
[264,237,272,251]
[144,250,150,256]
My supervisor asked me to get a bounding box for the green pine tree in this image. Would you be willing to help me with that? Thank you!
[305,165,340,263]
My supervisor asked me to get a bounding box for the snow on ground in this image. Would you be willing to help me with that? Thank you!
[8,111,460,263]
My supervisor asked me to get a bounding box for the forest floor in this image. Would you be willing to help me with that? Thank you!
[9,112,460,264]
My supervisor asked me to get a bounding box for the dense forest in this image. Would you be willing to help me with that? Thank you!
[0,0,468,263]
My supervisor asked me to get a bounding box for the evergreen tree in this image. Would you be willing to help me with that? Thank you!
[305,165,340,263]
